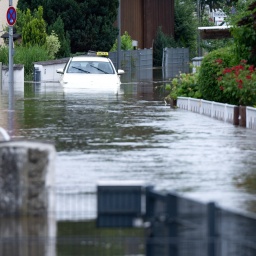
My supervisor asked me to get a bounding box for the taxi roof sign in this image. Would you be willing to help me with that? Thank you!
[97,52,109,56]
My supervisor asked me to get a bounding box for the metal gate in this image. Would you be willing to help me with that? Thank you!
[162,47,190,79]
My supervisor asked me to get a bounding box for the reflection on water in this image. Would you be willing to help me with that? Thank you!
[0,81,256,216]
[1,79,256,256]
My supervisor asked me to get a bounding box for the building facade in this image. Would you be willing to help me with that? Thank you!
[120,0,174,49]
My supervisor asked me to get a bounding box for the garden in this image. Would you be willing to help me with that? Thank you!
[166,0,256,109]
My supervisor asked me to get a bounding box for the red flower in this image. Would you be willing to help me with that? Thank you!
[215,59,223,64]
[236,79,243,84]
[223,68,232,74]
[246,75,252,79]
[249,65,254,72]
[220,86,224,91]
[218,76,223,81]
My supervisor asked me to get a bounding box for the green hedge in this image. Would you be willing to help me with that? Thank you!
[0,45,52,81]
[198,47,237,103]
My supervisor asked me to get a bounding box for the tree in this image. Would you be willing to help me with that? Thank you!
[21,6,47,47]
[110,31,133,51]
[228,0,256,65]
[48,16,71,58]
[46,31,61,59]
[153,27,176,67]
[17,0,119,53]
[174,0,198,58]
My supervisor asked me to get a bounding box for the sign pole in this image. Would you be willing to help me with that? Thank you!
[8,0,14,137]
[8,0,14,97]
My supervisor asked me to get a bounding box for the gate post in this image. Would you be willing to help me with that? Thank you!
[207,202,217,256]
[0,140,56,256]
[167,193,178,256]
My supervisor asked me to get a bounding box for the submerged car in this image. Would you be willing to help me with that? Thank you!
[56,53,125,92]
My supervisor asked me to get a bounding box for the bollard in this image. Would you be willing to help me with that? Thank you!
[239,105,247,127]
[233,106,239,125]
[0,140,56,256]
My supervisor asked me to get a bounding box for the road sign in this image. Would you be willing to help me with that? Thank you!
[6,6,17,26]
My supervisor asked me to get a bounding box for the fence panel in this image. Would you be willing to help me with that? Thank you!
[2,185,256,256]
[177,97,237,125]
[217,208,256,256]
[162,48,189,79]
[109,49,153,82]
[246,107,256,129]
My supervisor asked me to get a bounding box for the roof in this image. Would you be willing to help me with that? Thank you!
[1,32,21,40]
[34,58,70,66]
[198,26,232,40]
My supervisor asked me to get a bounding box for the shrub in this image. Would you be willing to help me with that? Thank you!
[198,47,236,103]
[217,60,256,106]
[110,31,133,51]
[46,31,61,59]
[0,45,8,64]
[153,27,176,67]
[14,45,52,80]
[166,69,201,101]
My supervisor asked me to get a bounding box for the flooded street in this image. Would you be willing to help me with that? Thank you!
[1,80,256,216]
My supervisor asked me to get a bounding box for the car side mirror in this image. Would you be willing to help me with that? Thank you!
[56,68,64,74]
[117,69,125,75]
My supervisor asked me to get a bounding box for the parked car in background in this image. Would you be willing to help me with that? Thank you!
[56,52,125,93]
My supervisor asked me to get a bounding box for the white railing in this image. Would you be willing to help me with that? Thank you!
[177,97,239,126]
[246,107,256,129]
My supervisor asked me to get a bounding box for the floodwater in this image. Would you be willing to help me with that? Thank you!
[1,78,256,217]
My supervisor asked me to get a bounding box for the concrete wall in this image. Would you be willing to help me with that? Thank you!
[34,58,69,82]
[1,64,24,92]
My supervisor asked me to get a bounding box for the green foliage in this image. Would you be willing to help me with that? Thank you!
[217,60,256,106]
[110,31,133,51]
[46,31,61,59]
[166,70,202,100]
[48,17,71,58]
[18,0,119,53]
[14,45,52,80]
[153,27,176,67]
[0,44,51,80]
[21,6,47,47]
[174,0,198,58]
[198,47,236,103]
[227,0,256,65]
[0,46,8,64]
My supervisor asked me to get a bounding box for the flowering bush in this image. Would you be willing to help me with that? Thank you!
[166,71,201,100]
[217,60,256,106]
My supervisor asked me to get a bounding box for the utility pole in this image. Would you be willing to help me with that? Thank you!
[117,0,121,70]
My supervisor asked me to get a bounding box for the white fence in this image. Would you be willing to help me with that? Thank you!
[247,107,256,129]
[177,97,256,130]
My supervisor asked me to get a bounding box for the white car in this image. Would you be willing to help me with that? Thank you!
[56,54,125,92]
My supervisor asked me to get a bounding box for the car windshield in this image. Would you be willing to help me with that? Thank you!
[67,61,115,74]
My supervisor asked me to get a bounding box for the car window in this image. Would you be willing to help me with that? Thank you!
[67,60,114,74]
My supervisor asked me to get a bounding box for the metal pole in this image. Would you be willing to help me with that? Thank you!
[8,0,14,137]
[197,0,201,56]
[117,0,121,70]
